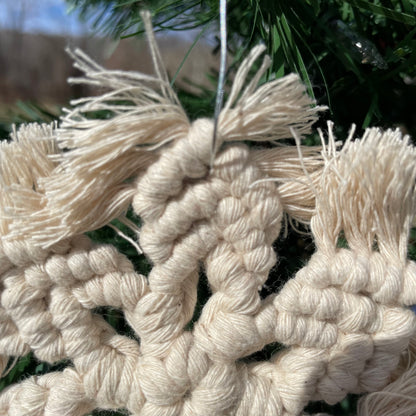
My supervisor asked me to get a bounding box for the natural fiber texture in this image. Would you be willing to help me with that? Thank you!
[1,12,416,416]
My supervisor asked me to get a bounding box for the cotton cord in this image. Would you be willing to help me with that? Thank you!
[0,14,415,416]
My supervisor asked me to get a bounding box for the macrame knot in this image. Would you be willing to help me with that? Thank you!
[179,118,220,176]
[132,118,219,223]
[1,13,416,416]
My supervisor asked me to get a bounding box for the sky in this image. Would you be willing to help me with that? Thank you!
[0,0,91,36]
[0,0,202,40]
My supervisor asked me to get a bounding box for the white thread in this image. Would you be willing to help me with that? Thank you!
[0,23,414,416]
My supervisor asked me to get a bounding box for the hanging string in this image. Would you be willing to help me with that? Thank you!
[211,0,227,168]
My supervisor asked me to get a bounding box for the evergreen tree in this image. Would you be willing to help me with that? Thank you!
[68,0,416,135]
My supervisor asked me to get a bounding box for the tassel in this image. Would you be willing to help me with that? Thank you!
[5,13,324,247]
[5,13,190,246]
[219,45,324,142]
[312,126,416,260]
[0,123,58,237]
[252,145,324,223]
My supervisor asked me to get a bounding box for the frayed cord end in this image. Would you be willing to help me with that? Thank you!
[312,125,416,261]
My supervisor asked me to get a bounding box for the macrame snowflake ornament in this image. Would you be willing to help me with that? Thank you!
[0,14,416,416]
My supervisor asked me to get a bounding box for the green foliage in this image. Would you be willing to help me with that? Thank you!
[66,0,416,135]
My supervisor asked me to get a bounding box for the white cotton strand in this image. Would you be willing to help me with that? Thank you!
[0,13,415,416]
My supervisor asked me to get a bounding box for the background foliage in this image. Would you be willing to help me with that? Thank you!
[68,0,416,135]
[2,1,416,415]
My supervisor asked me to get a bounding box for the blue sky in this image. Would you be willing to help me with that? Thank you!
[0,0,90,35]
[0,0,202,40]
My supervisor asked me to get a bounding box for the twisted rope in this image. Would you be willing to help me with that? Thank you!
[0,13,415,416]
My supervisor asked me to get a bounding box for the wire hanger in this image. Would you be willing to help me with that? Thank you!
[211,0,227,168]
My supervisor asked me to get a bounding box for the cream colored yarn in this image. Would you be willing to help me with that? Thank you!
[1,14,416,416]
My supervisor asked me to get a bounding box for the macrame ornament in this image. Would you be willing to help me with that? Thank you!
[1,12,416,416]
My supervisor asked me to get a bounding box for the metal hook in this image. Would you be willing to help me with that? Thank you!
[211,0,227,168]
